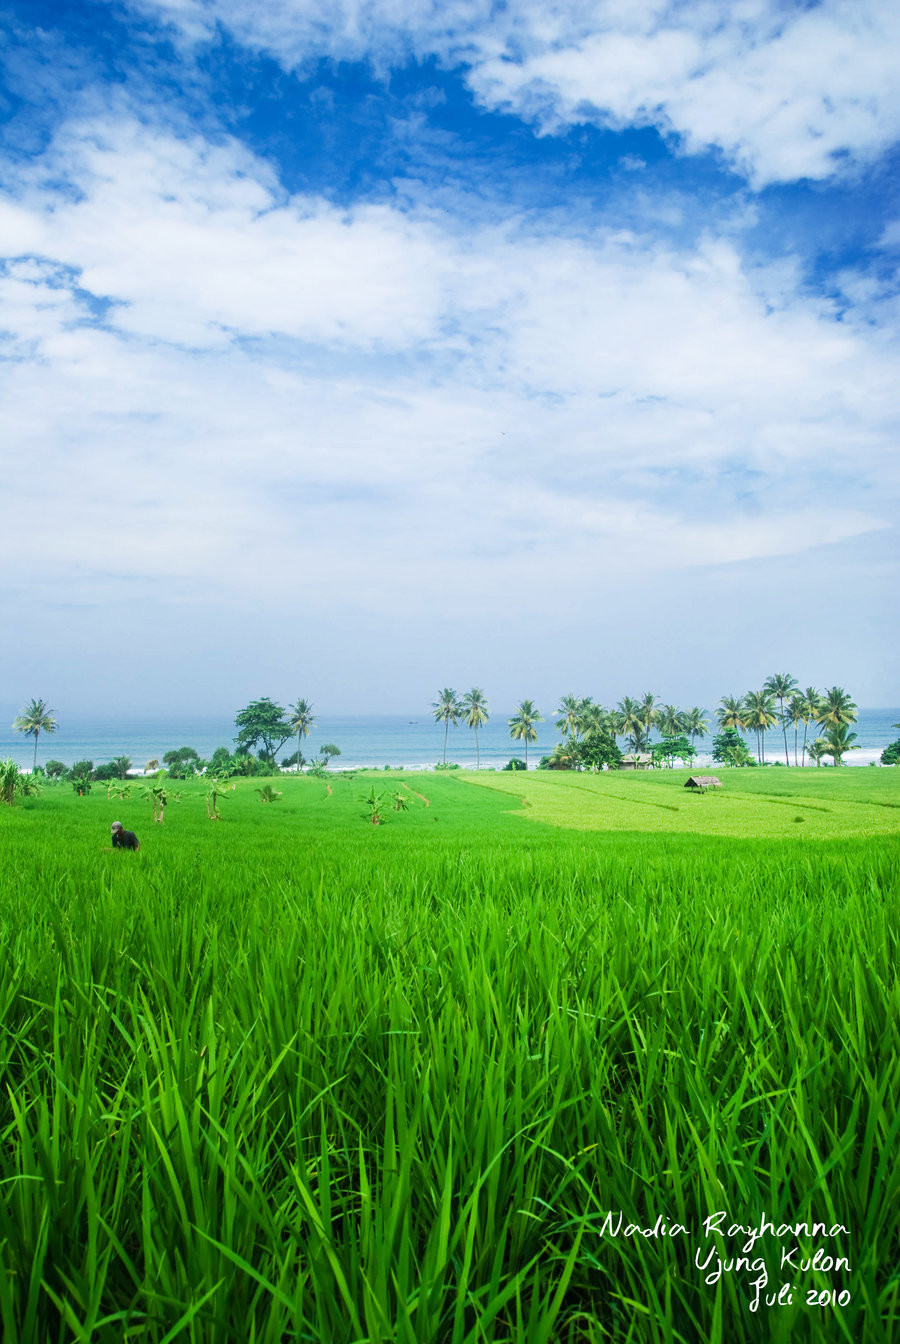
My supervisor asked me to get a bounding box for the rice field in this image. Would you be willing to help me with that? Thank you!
[0,770,898,1342]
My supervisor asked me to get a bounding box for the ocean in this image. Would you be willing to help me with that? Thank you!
[1,708,898,772]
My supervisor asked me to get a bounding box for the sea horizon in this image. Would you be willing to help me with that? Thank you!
[2,708,897,772]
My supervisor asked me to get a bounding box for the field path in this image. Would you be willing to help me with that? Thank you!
[325,783,333,796]
[403,783,430,807]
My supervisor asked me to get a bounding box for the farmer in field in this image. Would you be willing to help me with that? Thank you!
[110,820,140,850]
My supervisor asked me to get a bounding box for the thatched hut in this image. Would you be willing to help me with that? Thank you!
[684,775,722,791]
[619,753,652,771]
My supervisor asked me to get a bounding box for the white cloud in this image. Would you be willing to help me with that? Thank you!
[0,112,896,683]
[115,0,900,185]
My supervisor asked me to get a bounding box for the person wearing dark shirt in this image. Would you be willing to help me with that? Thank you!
[110,821,140,850]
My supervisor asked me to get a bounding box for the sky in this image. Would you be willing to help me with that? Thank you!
[1,0,898,718]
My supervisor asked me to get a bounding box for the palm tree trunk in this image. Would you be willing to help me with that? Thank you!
[33,732,38,772]
[443,720,448,765]
[475,727,480,770]
[780,700,789,765]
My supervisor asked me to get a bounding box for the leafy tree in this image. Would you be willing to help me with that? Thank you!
[880,739,900,766]
[712,729,754,768]
[44,760,66,779]
[234,698,291,764]
[208,747,234,775]
[763,673,799,765]
[281,750,306,770]
[820,723,860,766]
[71,760,95,780]
[321,744,342,769]
[462,689,490,769]
[508,699,543,769]
[287,699,316,772]
[12,698,57,772]
[577,733,622,773]
[651,735,694,768]
[503,758,527,772]
[432,688,462,765]
[162,747,202,779]
[110,756,132,779]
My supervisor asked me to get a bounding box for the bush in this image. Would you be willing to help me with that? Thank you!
[44,760,67,779]
[503,759,527,772]
[434,762,460,771]
[881,739,900,765]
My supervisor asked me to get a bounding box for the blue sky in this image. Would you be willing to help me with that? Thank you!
[1,0,898,717]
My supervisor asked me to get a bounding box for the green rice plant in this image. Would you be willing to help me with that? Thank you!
[0,774,896,1341]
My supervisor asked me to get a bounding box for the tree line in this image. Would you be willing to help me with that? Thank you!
[432,676,865,769]
[7,680,887,781]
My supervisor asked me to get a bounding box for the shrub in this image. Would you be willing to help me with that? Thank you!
[434,762,461,771]
[44,760,67,779]
[503,758,527,772]
[881,739,900,765]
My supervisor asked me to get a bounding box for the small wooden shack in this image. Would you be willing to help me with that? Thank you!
[619,753,652,771]
[684,775,723,791]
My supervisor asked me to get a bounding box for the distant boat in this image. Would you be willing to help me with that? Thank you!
[409,720,418,724]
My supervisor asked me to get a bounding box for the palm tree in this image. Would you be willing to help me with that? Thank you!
[432,688,462,765]
[12,698,57,772]
[684,707,709,750]
[820,724,860,766]
[508,699,543,768]
[657,704,684,738]
[287,699,316,772]
[579,701,613,742]
[555,694,587,741]
[717,695,746,733]
[785,695,804,767]
[742,690,778,763]
[816,687,858,730]
[616,697,644,751]
[807,738,827,767]
[639,692,658,747]
[462,689,490,769]
[797,687,822,766]
[763,673,799,766]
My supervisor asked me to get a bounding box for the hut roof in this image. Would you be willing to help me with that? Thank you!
[685,775,722,789]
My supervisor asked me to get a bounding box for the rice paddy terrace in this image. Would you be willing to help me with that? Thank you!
[1,767,898,1343]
